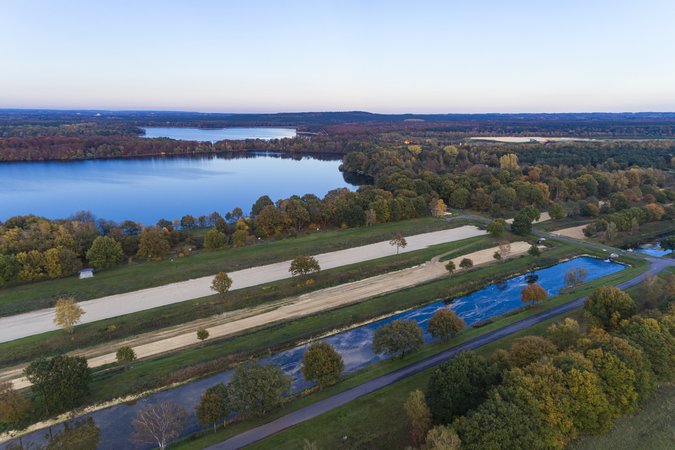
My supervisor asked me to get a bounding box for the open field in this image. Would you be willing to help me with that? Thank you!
[0,225,486,342]
[555,224,588,240]
[569,383,675,450]
[0,218,458,316]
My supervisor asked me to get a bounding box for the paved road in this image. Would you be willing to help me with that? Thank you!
[0,226,485,343]
[208,255,673,450]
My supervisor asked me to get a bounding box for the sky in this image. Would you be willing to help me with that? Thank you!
[1,0,675,113]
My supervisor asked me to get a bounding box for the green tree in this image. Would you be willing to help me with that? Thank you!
[137,227,171,260]
[459,258,473,269]
[211,272,233,295]
[196,383,232,433]
[197,327,210,345]
[427,351,500,423]
[487,219,507,238]
[289,255,321,279]
[445,260,456,274]
[203,229,227,250]
[584,347,639,417]
[427,309,466,341]
[528,244,540,256]
[24,355,91,414]
[0,254,20,286]
[549,203,565,220]
[116,346,136,366]
[520,283,548,306]
[229,363,291,417]
[301,342,344,389]
[404,389,432,448]
[546,318,581,350]
[425,425,461,450]
[251,195,274,216]
[372,320,424,359]
[584,286,637,330]
[86,236,124,269]
[510,211,533,235]
[619,316,673,380]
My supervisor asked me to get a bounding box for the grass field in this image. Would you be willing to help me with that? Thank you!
[0,235,493,368]
[0,217,456,315]
[569,383,674,450]
[167,255,647,449]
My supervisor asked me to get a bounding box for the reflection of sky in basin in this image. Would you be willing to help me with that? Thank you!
[2,257,624,450]
[634,242,673,258]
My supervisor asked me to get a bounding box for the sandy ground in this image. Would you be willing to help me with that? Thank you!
[470,137,596,143]
[554,225,588,240]
[3,241,530,390]
[0,226,486,343]
[505,211,550,225]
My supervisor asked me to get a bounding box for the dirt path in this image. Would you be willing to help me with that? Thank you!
[555,225,588,240]
[0,226,486,343]
[3,241,530,390]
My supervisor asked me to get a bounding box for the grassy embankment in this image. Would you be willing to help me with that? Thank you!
[216,267,670,450]
[0,232,494,368]
[0,217,463,316]
[167,247,647,449]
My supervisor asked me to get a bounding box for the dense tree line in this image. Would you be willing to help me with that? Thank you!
[407,285,674,450]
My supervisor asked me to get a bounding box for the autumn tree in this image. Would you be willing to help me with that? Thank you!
[549,203,565,220]
[520,283,548,306]
[86,236,123,269]
[425,425,461,450]
[430,198,447,218]
[116,346,136,366]
[0,382,29,430]
[584,286,637,330]
[137,227,171,260]
[211,272,233,295]
[427,309,466,341]
[289,255,321,279]
[506,336,557,368]
[373,320,424,359]
[196,383,232,433]
[229,363,291,417]
[132,401,188,450]
[619,316,673,380]
[389,233,408,254]
[445,260,456,273]
[404,389,432,448]
[498,241,511,260]
[301,342,344,389]
[427,351,501,423]
[499,153,519,170]
[546,318,581,350]
[53,296,84,334]
[24,355,91,414]
[204,229,227,250]
[487,219,507,238]
[459,258,473,269]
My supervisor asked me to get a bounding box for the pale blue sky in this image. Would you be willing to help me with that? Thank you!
[1,0,674,113]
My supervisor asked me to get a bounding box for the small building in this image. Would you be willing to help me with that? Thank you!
[79,268,94,279]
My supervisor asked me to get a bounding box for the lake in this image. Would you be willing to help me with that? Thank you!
[0,154,355,224]
[141,127,296,142]
[0,256,624,450]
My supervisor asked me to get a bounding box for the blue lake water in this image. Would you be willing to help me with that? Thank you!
[633,242,673,258]
[141,127,296,142]
[1,256,624,450]
[0,154,353,225]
